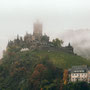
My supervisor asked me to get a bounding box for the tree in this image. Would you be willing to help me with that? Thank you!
[52,38,63,47]
[63,69,68,85]
[63,81,90,90]
[74,82,89,90]
[30,64,47,90]
[41,35,49,43]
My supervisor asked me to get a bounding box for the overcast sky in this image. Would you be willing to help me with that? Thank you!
[0,0,90,57]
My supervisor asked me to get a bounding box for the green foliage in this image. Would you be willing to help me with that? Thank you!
[52,38,63,47]
[34,50,90,69]
[64,82,90,90]
[1,47,90,89]
[41,35,49,43]
[0,35,90,90]
[0,51,41,90]
[0,50,64,90]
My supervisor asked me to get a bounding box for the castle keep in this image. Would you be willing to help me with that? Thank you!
[33,21,42,38]
[24,21,43,42]
[23,21,49,50]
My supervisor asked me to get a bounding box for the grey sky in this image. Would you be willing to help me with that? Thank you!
[0,0,90,57]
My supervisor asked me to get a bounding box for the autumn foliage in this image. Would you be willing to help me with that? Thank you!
[63,69,68,85]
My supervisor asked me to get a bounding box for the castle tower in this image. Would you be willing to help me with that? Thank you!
[33,20,42,38]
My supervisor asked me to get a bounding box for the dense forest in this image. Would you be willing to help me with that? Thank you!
[0,35,90,90]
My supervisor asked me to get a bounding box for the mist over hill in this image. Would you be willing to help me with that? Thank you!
[59,29,90,59]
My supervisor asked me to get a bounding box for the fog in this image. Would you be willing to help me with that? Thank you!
[59,29,90,59]
[0,0,90,58]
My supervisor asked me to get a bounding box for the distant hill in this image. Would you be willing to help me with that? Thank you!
[59,29,90,59]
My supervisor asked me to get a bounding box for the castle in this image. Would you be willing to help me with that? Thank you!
[7,21,74,54]
[23,21,49,50]
[22,21,73,53]
[24,20,43,42]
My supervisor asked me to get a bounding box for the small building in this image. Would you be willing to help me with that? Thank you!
[87,68,90,83]
[20,48,29,52]
[69,65,88,82]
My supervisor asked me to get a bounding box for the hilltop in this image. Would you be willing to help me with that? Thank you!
[2,43,90,69]
[1,45,90,89]
[0,21,90,89]
[2,21,90,69]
